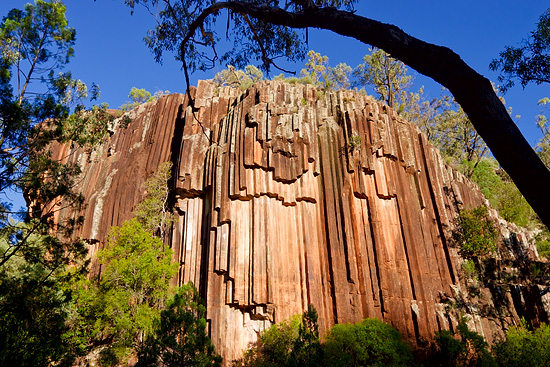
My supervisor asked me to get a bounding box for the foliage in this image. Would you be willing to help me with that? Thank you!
[490,8,550,91]
[536,227,550,259]
[0,2,112,364]
[213,65,264,90]
[494,320,550,367]
[400,86,441,140]
[323,318,413,367]
[421,92,487,177]
[462,259,478,280]
[134,161,174,236]
[235,305,323,367]
[123,0,347,72]
[535,97,550,169]
[466,158,537,229]
[73,219,178,364]
[0,228,88,367]
[0,0,112,272]
[136,283,222,367]
[298,50,352,90]
[119,87,158,111]
[347,133,362,151]
[354,48,412,111]
[428,317,497,367]
[456,206,498,259]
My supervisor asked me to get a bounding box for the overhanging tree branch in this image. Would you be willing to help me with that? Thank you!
[180,1,550,227]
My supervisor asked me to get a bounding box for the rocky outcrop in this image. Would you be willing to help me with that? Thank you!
[52,80,549,363]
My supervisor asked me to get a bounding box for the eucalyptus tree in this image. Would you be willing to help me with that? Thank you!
[122,0,550,227]
[0,0,112,268]
[491,8,550,91]
[0,2,111,364]
[354,48,412,111]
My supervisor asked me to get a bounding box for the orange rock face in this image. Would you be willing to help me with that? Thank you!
[53,80,549,363]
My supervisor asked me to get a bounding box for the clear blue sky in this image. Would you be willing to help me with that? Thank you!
[1,0,549,147]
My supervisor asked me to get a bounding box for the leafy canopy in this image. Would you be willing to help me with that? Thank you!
[136,283,222,367]
[74,218,178,364]
[234,305,323,367]
[0,2,111,364]
[0,228,87,367]
[123,0,357,77]
[428,317,497,367]
[323,318,412,367]
[353,48,412,111]
[494,320,550,367]
[491,8,550,91]
[214,64,264,90]
[0,0,112,273]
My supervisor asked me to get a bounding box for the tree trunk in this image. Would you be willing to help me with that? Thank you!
[186,3,550,227]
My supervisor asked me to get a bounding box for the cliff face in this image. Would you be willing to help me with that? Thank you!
[53,80,549,362]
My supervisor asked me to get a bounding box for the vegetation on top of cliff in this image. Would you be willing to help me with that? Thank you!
[214,64,264,90]
[119,87,171,111]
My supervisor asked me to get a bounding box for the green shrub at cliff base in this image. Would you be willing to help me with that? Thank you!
[323,318,413,367]
[234,315,302,367]
[428,317,496,367]
[234,305,323,367]
[136,283,222,367]
[494,320,550,367]
[456,206,498,259]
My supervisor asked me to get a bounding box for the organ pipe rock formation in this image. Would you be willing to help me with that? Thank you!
[51,80,549,363]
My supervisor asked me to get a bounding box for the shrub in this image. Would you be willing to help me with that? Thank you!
[234,305,322,367]
[456,206,498,259]
[136,284,222,367]
[427,317,496,367]
[323,318,413,367]
[494,320,550,367]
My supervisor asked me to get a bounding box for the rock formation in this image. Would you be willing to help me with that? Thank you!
[52,80,550,363]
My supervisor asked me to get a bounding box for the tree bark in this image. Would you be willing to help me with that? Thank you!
[184,2,550,227]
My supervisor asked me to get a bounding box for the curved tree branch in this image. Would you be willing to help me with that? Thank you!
[181,1,550,227]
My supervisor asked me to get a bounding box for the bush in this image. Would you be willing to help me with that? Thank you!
[427,317,496,367]
[456,206,498,259]
[234,305,322,367]
[136,284,222,367]
[494,321,550,367]
[323,318,413,367]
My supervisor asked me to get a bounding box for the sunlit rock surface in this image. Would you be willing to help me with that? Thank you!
[52,80,549,363]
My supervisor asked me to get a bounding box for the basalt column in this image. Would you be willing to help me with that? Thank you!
[52,80,546,363]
